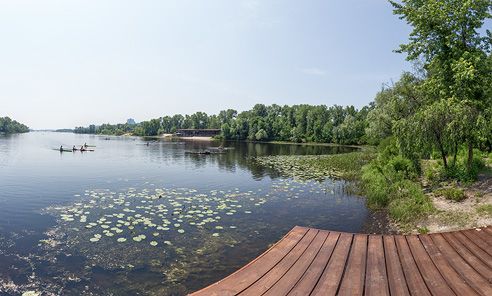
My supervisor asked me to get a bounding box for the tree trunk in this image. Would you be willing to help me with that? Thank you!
[452,142,458,167]
[441,148,448,170]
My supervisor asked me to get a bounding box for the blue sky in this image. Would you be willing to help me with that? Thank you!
[0,0,414,129]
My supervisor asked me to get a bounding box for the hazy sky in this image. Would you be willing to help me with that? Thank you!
[0,0,414,129]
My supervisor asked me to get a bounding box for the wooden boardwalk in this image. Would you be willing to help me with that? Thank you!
[191,226,492,295]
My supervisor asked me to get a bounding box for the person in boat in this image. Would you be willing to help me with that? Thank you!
[72,145,76,151]
[80,145,85,151]
[146,142,149,146]
[84,142,88,147]
[59,145,63,152]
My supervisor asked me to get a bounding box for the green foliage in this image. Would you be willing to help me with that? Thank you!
[365,72,425,145]
[0,117,29,133]
[444,148,486,182]
[390,0,492,171]
[422,160,442,186]
[361,163,391,207]
[434,187,466,202]
[74,104,370,145]
[388,180,433,223]
[255,129,268,141]
[361,138,433,223]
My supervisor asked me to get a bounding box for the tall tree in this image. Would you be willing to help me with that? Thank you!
[390,0,492,169]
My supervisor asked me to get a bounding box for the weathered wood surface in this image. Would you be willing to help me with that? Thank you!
[190,226,492,295]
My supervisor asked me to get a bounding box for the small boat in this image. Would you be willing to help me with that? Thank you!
[53,148,73,152]
[75,148,95,152]
[84,145,96,147]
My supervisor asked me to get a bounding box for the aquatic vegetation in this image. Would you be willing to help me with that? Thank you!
[35,175,360,295]
[254,151,374,181]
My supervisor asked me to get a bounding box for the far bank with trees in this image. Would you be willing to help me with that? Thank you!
[0,117,29,134]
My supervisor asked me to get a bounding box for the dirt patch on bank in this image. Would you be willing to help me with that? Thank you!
[417,173,492,233]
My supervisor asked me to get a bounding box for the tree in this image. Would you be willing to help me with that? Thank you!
[365,72,424,145]
[0,117,29,133]
[390,0,492,169]
[255,129,268,141]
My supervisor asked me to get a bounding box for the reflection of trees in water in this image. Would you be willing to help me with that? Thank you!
[182,141,358,180]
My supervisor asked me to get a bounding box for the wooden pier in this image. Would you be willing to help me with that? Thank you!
[191,226,492,295]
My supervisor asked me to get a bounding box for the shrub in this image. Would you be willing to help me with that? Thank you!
[422,160,442,185]
[361,163,390,207]
[434,187,466,202]
[444,148,486,182]
[388,155,418,180]
[388,180,434,223]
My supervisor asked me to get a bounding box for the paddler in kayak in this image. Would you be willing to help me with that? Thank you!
[72,145,77,151]
[80,145,86,152]
[59,145,63,152]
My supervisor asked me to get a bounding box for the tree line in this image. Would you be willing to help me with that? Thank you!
[0,117,29,134]
[74,104,371,145]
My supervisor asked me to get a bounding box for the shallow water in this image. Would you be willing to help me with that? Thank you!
[0,132,367,295]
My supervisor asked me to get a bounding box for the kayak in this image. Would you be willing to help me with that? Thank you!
[84,145,96,147]
[75,149,95,152]
[53,148,73,152]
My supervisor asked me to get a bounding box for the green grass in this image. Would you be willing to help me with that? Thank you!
[433,187,466,202]
[387,180,434,224]
[476,204,492,217]
[436,211,471,227]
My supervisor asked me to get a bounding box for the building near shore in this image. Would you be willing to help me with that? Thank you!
[175,129,220,137]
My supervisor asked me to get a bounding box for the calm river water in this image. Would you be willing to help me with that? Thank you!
[0,132,368,295]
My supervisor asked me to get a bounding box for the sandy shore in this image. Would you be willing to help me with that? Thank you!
[177,136,214,141]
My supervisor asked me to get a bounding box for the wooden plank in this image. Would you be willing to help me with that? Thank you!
[191,226,492,296]
[419,235,478,295]
[364,235,389,296]
[338,234,368,296]
[263,230,329,295]
[452,231,492,269]
[383,236,410,296]
[190,226,309,296]
[430,233,492,296]
[240,228,319,296]
[461,229,492,257]
[474,228,492,245]
[394,235,431,296]
[405,235,455,295]
[288,232,340,296]
[310,232,353,296]
[442,232,492,282]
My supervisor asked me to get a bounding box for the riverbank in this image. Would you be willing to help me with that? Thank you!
[255,150,492,235]
[413,166,492,234]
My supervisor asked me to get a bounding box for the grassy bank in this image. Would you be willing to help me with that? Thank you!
[255,139,492,234]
